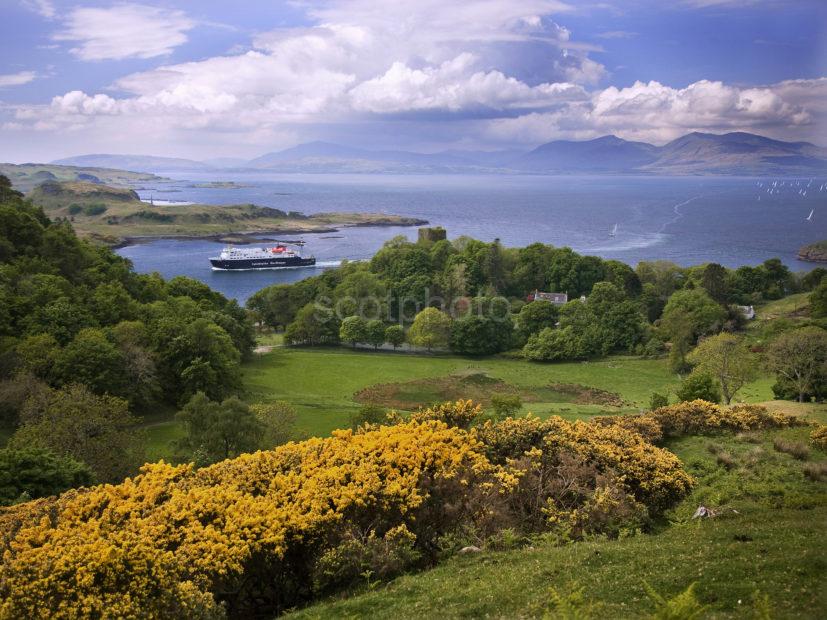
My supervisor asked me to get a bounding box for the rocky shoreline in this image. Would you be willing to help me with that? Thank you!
[798,240,827,263]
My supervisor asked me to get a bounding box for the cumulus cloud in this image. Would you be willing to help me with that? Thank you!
[21,0,56,18]
[485,78,824,145]
[0,71,38,88]
[53,4,194,61]
[3,0,823,157]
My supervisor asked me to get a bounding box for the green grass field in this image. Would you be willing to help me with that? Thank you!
[241,349,688,437]
[138,348,781,460]
[288,419,827,619]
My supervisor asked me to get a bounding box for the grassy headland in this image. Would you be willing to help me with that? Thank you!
[0,162,164,193]
[798,240,827,263]
[26,180,427,246]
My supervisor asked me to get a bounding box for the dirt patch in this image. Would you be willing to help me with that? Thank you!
[354,371,520,410]
[547,383,629,408]
[354,373,629,411]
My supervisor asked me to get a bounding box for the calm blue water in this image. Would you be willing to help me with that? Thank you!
[117,173,827,303]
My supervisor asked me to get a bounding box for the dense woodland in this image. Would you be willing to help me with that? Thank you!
[248,226,827,392]
[0,175,255,496]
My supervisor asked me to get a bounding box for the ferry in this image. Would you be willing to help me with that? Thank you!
[209,241,316,270]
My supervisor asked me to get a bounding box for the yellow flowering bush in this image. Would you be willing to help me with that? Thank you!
[811,425,827,451]
[409,399,483,429]
[649,400,804,438]
[0,420,504,619]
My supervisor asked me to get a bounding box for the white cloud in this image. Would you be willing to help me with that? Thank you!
[0,71,38,88]
[53,4,194,61]
[485,78,824,145]
[3,0,823,157]
[21,0,55,19]
[596,30,637,39]
[349,54,587,113]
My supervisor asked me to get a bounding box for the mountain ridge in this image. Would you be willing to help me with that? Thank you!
[51,132,827,176]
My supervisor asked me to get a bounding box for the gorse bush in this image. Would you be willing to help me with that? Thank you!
[0,399,803,618]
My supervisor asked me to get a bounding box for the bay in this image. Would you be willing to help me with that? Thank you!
[117,173,827,303]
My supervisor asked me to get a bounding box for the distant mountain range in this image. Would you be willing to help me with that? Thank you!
[53,132,827,176]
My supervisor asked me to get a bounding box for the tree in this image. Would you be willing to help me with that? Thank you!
[810,277,827,318]
[701,263,729,303]
[250,401,297,449]
[9,384,143,483]
[490,393,522,420]
[339,315,368,348]
[365,319,387,350]
[765,327,827,402]
[517,300,559,339]
[449,313,514,356]
[687,333,757,404]
[660,289,726,372]
[408,307,451,351]
[384,324,405,349]
[284,302,340,346]
[0,447,93,505]
[176,393,263,465]
[53,328,128,397]
[675,373,721,404]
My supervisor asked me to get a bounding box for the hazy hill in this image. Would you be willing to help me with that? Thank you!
[53,154,211,173]
[48,132,827,176]
[511,135,658,172]
[643,131,827,174]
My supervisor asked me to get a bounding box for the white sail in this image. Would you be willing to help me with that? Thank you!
[806,209,814,221]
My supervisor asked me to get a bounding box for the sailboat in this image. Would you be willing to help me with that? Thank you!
[806,209,814,222]
[609,223,618,237]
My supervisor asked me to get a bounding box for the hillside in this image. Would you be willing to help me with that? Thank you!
[0,162,164,193]
[52,154,212,173]
[26,181,427,245]
[511,135,658,172]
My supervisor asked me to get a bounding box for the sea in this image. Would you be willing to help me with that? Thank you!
[115,173,827,304]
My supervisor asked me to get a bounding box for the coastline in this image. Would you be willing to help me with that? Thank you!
[108,218,429,249]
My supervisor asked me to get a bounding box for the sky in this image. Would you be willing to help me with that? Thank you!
[0,0,826,162]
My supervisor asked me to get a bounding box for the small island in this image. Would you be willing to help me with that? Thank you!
[798,240,827,263]
[26,180,428,246]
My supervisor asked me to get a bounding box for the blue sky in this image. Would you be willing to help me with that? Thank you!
[1,0,825,161]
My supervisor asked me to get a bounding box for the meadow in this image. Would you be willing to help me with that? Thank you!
[142,345,780,460]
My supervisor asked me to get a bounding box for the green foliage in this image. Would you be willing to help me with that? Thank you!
[340,315,369,347]
[517,300,559,340]
[449,312,514,355]
[285,302,341,346]
[250,401,297,449]
[490,393,522,420]
[649,392,669,410]
[766,326,827,403]
[0,447,93,505]
[349,403,387,430]
[384,324,405,349]
[687,333,757,404]
[408,307,452,351]
[9,383,143,483]
[175,392,263,465]
[644,582,708,620]
[365,319,387,349]
[676,373,721,404]
[809,276,827,318]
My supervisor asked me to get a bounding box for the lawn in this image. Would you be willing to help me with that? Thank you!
[287,416,827,619]
[241,348,776,438]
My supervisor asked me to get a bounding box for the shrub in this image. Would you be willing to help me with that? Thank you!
[649,392,669,410]
[649,401,803,438]
[409,399,483,430]
[82,203,107,216]
[802,462,827,482]
[0,420,505,617]
[810,425,827,451]
[490,393,522,420]
[772,438,809,460]
[591,414,664,444]
[676,373,721,404]
[349,403,387,430]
